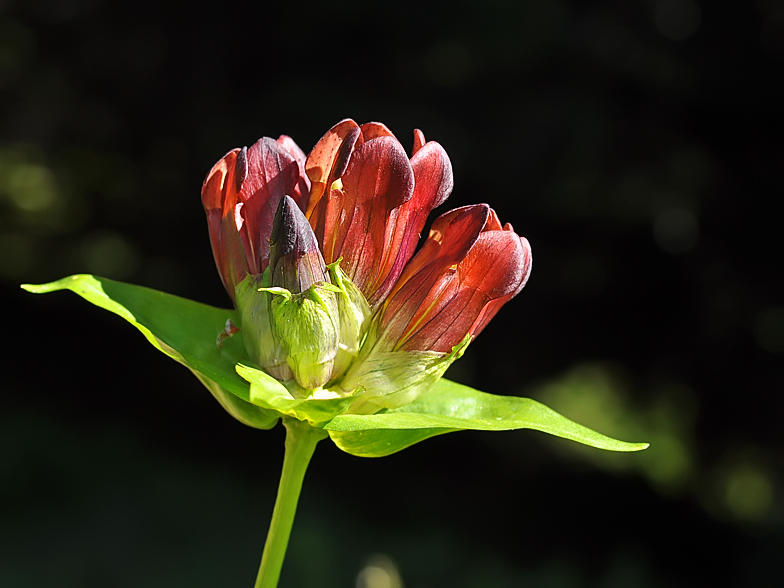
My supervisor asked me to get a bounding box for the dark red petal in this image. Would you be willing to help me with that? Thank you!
[304,119,362,218]
[202,148,239,214]
[201,148,249,300]
[412,129,426,156]
[236,137,302,275]
[410,141,453,212]
[380,204,488,348]
[369,140,455,307]
[469,236,532,337]
[324,136,415,302]
[399,229,529,352]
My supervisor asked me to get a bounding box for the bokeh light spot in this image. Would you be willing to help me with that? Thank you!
[724,465,774,523]
[80,231,140,280]
[356,555,403,588]
[6,163,59,213]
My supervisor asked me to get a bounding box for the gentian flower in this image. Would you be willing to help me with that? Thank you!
[24,117,646,588]
[24,117,644,457]
[201,119,531,412]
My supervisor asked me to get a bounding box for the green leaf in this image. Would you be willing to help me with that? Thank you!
[236,363,360,425]
[325,378,649,457]
[22,275,278,430]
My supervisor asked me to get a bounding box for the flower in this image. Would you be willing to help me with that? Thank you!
[202,119,531,412]
[25,119,647,455]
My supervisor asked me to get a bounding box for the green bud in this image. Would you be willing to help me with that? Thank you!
[264,284,340,390]
[235,273,293,382]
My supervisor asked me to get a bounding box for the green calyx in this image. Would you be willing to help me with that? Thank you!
[341,333,471,414]
[235,274,293,382]
[327,261,372,381]
[259,281,340,391]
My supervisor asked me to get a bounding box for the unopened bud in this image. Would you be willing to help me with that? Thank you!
[264,284,340,390]
[269,195,329,293]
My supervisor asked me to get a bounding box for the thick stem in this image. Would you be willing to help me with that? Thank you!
[254,418,327,588]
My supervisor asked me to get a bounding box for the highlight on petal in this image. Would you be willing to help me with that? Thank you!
[304,119,363,218]
[202,148,247,300]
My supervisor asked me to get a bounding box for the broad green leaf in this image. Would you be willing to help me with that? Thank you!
[22,275,278,430]
[236,363,360,425]
[325,378,649,457]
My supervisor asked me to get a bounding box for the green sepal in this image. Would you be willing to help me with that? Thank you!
[236,363,361,425]
[22,275,279,430]
[340,334,471,413]
[324,377,649,457]
[327,261,372,381]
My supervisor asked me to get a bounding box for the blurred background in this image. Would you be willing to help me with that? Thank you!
[3,0,783,586]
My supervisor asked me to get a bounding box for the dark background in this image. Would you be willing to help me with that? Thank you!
[3,0,784,586]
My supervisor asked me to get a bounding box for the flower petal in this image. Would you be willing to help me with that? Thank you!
[367,140,455,307]
[201,138,303,300]
[235,137,302,277]
[468,235,532,338]
[411,129,426,156]
[318,136,415,304]
[359,121,396,141]
[202,148,247,300]
[400,227,529,352]
[304,119,362,218]
[375,205,530,354]
[379,204,489,349]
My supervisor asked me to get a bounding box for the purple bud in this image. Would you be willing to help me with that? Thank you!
[269,195,329,293]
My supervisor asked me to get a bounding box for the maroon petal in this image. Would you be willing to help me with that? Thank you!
[235,137,302,276]
[201,148,248,301]
[321,136,415,303]
[400,229,529,352]
[369,140,454,307]
[379,204,489,348]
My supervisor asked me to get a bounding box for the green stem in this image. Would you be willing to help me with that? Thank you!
[254,418,327,588]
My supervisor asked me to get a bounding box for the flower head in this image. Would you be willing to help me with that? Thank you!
[202,119,532,410]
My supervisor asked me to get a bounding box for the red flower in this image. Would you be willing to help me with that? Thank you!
[201,119,531,407]
[202,136,310,302]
